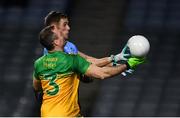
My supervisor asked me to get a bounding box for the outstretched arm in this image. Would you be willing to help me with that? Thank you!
[84,57,145,79]
[78,45,130,67]
[63,41,130,67]
[85,63,127,79]
[78,51,111,67]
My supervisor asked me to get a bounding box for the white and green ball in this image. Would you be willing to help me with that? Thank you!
[127,35,150,57]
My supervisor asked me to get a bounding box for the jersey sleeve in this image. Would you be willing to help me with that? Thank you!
[72,54,90,74]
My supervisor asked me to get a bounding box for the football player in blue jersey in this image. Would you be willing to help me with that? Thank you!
[43,11,132,73]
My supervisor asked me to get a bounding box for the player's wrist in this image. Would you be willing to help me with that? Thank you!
[108,55,118,66]
[114,53,121,61]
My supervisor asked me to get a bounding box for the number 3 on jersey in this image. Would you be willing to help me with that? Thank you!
[45,74,59,96]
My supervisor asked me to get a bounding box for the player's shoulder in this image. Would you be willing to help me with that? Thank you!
[35,51,77,64]
[34,55,45,66]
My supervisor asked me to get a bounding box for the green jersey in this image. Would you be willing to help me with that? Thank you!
[33,51,90,117]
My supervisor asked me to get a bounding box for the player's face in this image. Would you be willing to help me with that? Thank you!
[56,18,70,40]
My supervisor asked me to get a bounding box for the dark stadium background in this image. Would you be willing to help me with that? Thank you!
[0,0,180,116]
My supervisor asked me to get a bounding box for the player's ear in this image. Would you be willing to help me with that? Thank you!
[53,39,60,46]
[50,25,57,33]
[54,39,58,45]
[53,34,59,45]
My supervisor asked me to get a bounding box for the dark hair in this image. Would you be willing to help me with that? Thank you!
[44,11,68,26]
[39,26,58,50]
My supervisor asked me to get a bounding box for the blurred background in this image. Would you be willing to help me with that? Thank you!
[0,0,180,116]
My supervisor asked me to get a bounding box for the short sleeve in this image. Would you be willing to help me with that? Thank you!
[72,54,90,74]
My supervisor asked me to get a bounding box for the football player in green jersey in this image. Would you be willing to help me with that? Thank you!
[35,11,132,107]
[33,25,145,117]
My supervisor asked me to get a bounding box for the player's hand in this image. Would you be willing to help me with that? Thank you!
[64,41,78,54]
[126,57,145,69]
[114,45,131,62]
